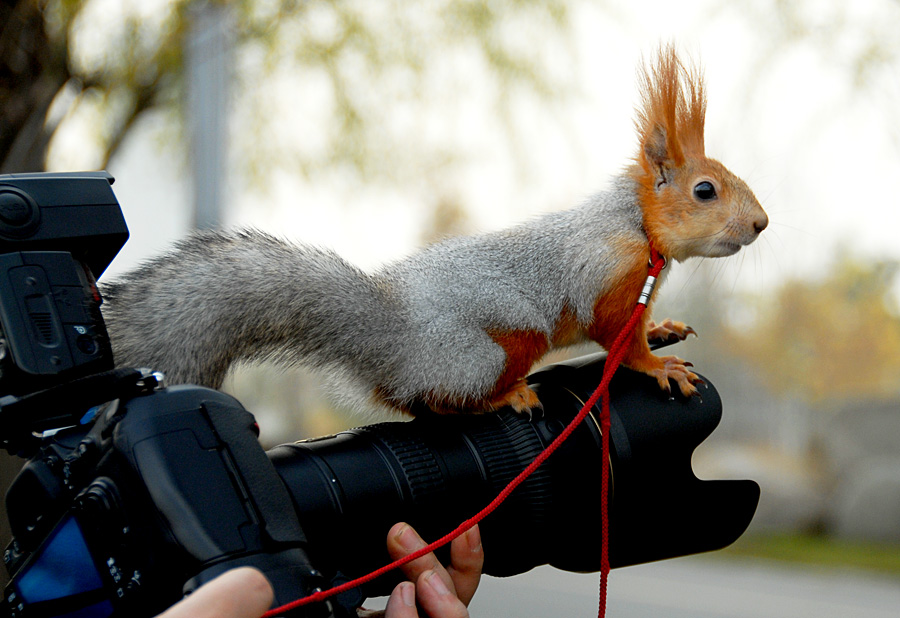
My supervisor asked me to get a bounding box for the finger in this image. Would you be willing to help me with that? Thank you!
[446,525,483,606]
[386,523,457,597]
[381,581,418,618]
[415,570,469,618]
[158,568,273,618]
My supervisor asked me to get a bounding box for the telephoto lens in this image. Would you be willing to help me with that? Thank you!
[268,352,759,597]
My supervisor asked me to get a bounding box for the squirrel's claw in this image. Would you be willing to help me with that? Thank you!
[516,400,544,421]
[646,318,697,344]
[489,380,543,416]
[648,355,702,398]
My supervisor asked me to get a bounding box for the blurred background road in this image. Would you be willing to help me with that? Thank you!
[470,558,900,618]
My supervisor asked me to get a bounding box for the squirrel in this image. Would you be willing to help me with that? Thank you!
[101,46,768,416]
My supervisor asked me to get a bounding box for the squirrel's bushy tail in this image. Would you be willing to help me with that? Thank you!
[101,230,395,389]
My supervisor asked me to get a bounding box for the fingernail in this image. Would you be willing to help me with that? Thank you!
[425,571,450,596]
[396,524,424,551]
[400,582,415,607]
[467,525,482,553]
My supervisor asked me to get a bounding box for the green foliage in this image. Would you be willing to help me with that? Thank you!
[724,532,900,576]
[231,0,577,183]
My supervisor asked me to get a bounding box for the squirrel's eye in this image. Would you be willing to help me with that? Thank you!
[693,181,717,201]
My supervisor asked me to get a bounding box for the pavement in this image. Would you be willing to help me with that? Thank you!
[468,555,900,617]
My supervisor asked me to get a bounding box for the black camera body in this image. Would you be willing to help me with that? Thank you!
[0,172,760,618]
[4,385,333,618]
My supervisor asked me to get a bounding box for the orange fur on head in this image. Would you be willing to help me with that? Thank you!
[634,45,707,168]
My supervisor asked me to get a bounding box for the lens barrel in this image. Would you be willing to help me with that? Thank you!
[269,353,759,597]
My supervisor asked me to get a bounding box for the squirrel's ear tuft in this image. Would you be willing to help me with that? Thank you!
[634,44,706,173]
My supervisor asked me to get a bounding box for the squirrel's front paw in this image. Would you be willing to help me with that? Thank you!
[646,355,704,397]
[647,318,697,344]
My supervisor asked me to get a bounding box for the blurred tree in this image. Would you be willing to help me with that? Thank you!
[735,0,900,87]
[0,0,576,175]
[723,252,900,404]
[1,0,180,172]
[725,0,900,152]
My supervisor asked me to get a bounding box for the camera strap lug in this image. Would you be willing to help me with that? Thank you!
[133,368,166,393]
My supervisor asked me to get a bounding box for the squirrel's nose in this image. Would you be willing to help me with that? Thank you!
[753,211,768,234]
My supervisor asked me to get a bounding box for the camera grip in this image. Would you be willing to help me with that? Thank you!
[115,386,343,615]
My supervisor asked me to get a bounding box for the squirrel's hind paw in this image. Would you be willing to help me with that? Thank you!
[646,318,697,344]
[489,380,543,417]
[648,355,704,397]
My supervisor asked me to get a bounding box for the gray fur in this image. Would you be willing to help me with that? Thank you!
[101,175,647,411]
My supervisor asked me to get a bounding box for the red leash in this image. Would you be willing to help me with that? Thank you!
[597,246,666,615]
[261,247,667,618]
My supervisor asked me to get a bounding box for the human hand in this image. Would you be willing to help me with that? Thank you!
[364,522,483,618]
[156,567,273,618]
[156,522,482,618]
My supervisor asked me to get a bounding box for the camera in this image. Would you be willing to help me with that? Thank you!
[0,172,760,618]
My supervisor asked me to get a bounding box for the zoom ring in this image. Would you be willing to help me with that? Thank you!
[465,411,553,527]
[362,424,445,505]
